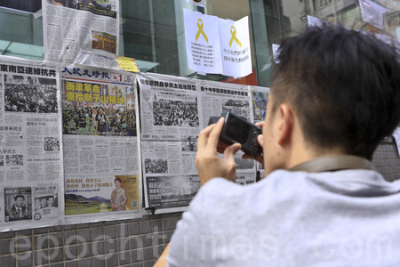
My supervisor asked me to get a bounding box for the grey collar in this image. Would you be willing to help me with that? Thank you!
[289,155,376,173]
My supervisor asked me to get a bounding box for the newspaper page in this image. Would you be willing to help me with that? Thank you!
[139,74,257,213]
[0,56,64,231]
[200,80,257,184]
[61,65,142,223]
[138,73,200,141]
[43,0,119,69]
[138,73,200,212]
[359,0,390,29]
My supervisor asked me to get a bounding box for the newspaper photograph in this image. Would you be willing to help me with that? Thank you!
[61,65,142,223]
[33,185,59,220]
[146,175,200,209]
[4,187,32,222]
[42,0,119,68]
[64,175,139,215]
[199,80,253,129]
[250,85,270,123]
[249,86,269,174]
[0,56,64,230]
[141,138,202,210]
[61,81,136,136]
[4,76,58,113]
[137,73,200,141]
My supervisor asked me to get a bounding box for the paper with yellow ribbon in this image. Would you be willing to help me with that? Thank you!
[195,19,208,43]
[183,9,223,74]
[218,16,252,77]
[116,55,140,73]
[229,26,242,47]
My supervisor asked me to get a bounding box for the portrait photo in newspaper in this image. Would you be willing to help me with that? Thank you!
[64,175,139,215]
[4,75,58,114]
[33,186,59,220]
[4,187,32,222]
[62,81,137,136]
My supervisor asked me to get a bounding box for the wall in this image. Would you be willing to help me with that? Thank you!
[0,212,183,267]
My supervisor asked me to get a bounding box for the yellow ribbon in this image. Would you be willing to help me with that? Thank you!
[229,26,242,47]
[195,19,208,43]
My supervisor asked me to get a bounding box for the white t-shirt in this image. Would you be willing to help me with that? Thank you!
[168,169,400,266]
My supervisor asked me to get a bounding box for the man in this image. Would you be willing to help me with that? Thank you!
[39,197,48,209]
[47,197,54,208]
[15,91,26,112]
[52,194,59,207]
[156,25,400,266]
[8,195,29,220]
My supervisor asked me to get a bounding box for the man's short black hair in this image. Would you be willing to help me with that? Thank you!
[272,25,400,159]
[14,195,24,201]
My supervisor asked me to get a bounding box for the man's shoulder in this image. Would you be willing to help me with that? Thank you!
[189,171,305,218]
[190,169,390,218]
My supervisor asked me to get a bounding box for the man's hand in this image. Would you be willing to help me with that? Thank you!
[242,121,264,166]
[195,117,241,185]
[215,121,265,167]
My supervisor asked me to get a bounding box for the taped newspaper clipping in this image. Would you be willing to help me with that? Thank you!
[43,0,119,68]
[61,64,142,223]
[0,56,64,230]
[138,73,258,213]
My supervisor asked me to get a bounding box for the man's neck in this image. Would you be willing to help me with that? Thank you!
[285,139,347,170]
[289,154,375,172]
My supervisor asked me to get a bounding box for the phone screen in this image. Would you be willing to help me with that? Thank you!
[225,114,251,144]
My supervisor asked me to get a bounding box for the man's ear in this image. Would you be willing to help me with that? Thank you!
[277,104,294,147]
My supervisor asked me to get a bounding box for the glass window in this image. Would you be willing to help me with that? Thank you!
[1,0,399,87]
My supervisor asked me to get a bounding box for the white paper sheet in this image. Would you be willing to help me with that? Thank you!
[183,9,223,74]
[360,0,390,29]
[42,0,120,68]
[219,17,252,77]
[0,56,64,231]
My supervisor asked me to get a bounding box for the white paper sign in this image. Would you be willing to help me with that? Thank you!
[187,0,205,7]
[272,44,280,64]
[184,9,223,74]
[360,0,389,29]
[307,15,328,27]
[219,17,252,77]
